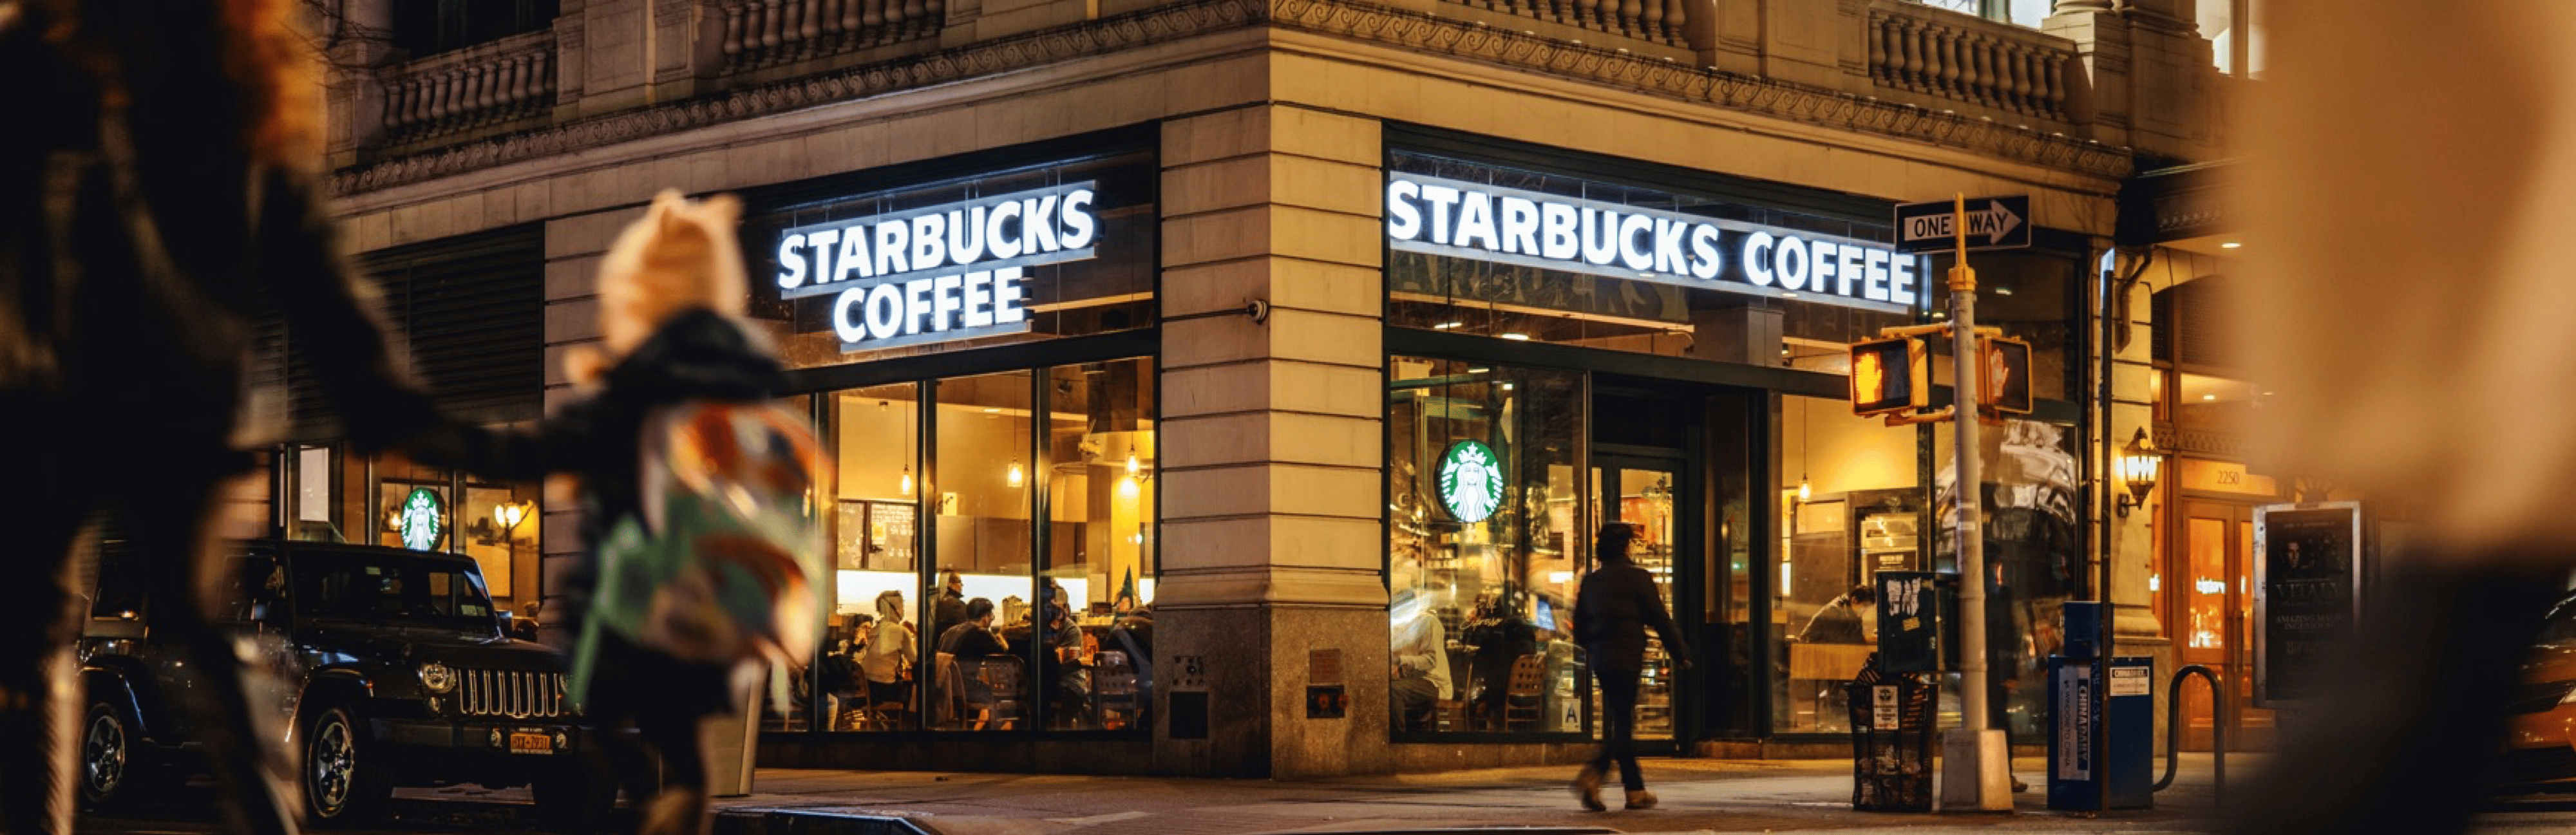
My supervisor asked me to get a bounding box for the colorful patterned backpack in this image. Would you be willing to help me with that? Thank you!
[568,401,826,707]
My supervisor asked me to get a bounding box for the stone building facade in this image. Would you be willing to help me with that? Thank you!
[291,0,2231,777]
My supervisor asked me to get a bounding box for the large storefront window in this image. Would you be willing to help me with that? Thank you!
[355,449,542,614]
[1934,417,2083,738]
[783,361,1158,735]
[1387,357,1584,736]
[1774,395,1921,734]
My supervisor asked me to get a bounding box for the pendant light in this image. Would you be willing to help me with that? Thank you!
[1795,397,1812,503]
[891,399,914,496]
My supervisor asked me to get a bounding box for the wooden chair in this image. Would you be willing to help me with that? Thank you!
[1092,650,1141,730]
[1503,654,1546,731]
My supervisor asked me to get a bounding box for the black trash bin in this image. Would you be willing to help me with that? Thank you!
[1847,664,1938,812]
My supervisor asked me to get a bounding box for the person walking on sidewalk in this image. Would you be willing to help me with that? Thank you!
[1572,523,1691,811]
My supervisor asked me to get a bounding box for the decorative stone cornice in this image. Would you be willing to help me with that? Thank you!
[330,0,2134,196]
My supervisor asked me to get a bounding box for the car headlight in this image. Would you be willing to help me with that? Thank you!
[419,662,457,693]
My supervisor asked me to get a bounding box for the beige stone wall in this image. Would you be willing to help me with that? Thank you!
[1154,104,1392,777]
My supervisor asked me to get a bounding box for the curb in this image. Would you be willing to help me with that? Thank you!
[713,807,936,835]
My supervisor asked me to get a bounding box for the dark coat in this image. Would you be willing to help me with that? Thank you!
[1573,563,1689,673]
[931,590,968,651]
[1797,597,1869,644]
[940,623,1010,659]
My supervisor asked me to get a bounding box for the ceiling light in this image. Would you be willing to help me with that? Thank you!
[1994,286,2015,296]
[2221,241,2242,249]
[1468,368,1491,374]
[1434,321,1464,330]
[2202,394,2217,401]
[984,408,1001,413]
[1500,333,1531,341]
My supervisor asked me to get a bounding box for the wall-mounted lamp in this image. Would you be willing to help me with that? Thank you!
[2114,427,2163,518]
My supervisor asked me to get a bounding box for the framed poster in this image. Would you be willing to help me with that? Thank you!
[2253,501,2364,706]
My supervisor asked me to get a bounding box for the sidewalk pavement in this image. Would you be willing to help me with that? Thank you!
[710,756,2238,835]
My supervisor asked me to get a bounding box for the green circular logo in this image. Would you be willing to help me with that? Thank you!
[1436,440,1506,524]
[397,487,444,551]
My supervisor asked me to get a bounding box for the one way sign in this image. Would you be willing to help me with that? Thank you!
[1893,196,2031,254]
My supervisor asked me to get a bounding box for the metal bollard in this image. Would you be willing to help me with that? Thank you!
[2154,664,2224,807]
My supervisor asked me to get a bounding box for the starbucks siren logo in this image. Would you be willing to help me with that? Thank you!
[1436,440,1506,523]
[398,487,444,551]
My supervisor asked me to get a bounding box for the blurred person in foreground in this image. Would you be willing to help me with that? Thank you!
[410,190,821,835]
[2226,5,2576,832]
[1571,523,1689,811]
[0,1,464,832]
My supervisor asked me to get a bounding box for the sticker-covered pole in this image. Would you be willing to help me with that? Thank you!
[1941,194,2012,812]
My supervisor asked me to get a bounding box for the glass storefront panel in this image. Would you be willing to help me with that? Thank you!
[1923,251,2082,402]
[934,371,1037,731]
[1933,417,2083,740]
[1041,359,1157,730]
[1387,357,1584,735]
[359,450,541,614]
[799,385,923,733]
[1774,395,1921,734]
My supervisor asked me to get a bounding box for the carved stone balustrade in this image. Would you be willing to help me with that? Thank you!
[1443,0,1684,49]
[379,31,559,144]
[1867,1,2074,125]
[720,0,945,72]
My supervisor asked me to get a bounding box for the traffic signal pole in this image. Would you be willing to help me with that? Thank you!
[1941,194,2012,812]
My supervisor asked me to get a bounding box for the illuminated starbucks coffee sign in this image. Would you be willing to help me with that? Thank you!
[773,182,1098,352]
[1387,173,1922,314]
[397,487,444,552]
[1437,440,1507,524]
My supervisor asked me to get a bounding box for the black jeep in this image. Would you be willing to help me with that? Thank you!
[76,538,592,824]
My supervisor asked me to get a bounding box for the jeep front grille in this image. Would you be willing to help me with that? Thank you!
[457,669,570,718]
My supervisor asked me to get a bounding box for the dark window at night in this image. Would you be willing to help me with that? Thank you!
[392,0,561,57]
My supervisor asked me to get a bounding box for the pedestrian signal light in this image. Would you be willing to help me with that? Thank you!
[1980,336,2032,415]
[1849,336,1928,417]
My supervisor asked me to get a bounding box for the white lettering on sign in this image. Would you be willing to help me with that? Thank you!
[776,182,1095,352]
[1388,173,1921,313]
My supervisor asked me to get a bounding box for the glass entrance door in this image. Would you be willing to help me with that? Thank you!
[1592,457,1686,744]
[2177,500,2277,751]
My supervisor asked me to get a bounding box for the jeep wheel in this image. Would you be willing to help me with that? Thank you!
[77,700,164,809]
[300,705,388,825]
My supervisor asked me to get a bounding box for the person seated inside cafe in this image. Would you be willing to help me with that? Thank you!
[1797,584,1877,644]
[938,598,1013,728]
[1037,601,1093,726]
[1462,592,1539,729]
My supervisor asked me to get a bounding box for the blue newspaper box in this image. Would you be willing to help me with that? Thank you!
[2046,603,2152,811]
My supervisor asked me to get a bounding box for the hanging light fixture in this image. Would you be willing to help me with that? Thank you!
[1127,453,1141,477]
[2115,427,2164,518]
[891,399,914,496]
[1009,458,1025,489]
[1795,397,1812,503]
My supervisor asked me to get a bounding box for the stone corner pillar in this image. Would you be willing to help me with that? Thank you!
[1153,104,1394,780]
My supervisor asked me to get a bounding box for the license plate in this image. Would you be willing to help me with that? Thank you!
[508,732,552,755]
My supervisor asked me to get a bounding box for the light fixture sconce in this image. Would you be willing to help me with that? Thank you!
[2115,427,2163,518]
